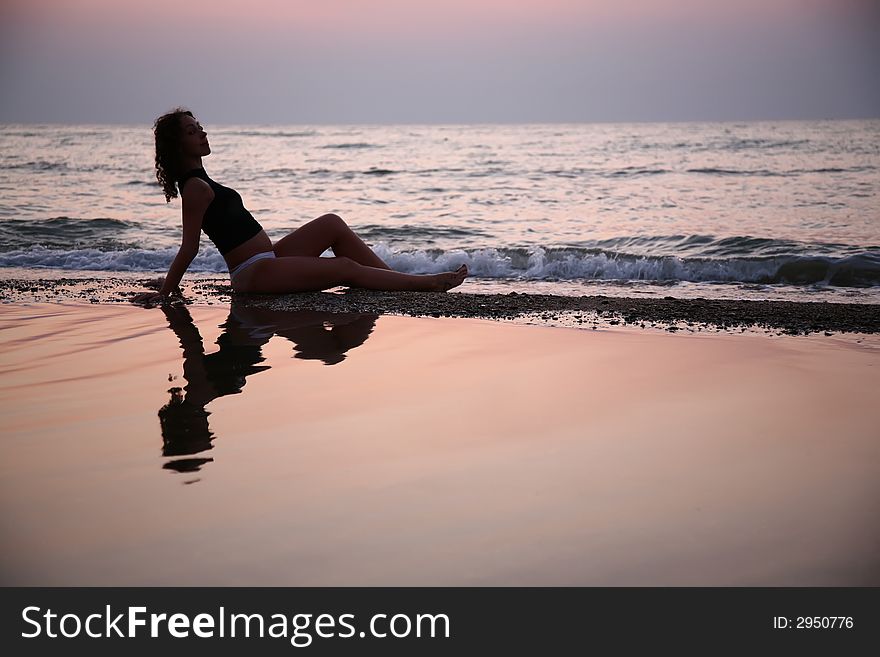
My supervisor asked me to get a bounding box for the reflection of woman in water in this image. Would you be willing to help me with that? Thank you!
[133,107,468,305]
[157,300,378,476]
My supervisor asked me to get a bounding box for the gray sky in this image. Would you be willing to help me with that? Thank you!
[1,0,878,124]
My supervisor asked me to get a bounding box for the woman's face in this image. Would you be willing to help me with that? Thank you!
[179,114,210,158]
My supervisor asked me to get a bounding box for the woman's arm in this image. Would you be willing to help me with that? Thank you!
[158,179,213,296]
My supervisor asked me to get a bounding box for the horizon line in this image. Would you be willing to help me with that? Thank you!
[2,116,879,128]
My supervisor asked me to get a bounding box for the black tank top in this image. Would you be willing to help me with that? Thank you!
[177,167,264,255]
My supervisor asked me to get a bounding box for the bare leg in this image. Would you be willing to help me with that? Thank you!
[235,255,467,294]
[332,220,391,270]
[349,263,468,292]
[273,213,392,269]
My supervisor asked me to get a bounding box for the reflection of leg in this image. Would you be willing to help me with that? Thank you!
[273,213,391,269]
[279,315,379,365]
[323,315,378,351]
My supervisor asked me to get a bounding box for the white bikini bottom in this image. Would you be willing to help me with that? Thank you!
[229,251,276,282]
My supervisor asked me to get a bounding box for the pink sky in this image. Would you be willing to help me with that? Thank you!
[1,0,877,122]
[8,0,870,39]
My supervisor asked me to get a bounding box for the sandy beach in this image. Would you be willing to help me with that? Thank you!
[1,299,877,586]
[3,275,880,334]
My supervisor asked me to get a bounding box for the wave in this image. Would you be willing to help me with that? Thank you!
[356,223,493,240]
[634,137,814,153]
[3,244,878,287]
[1,160,120,174]
[319,142,379,149]
[0,216,142,251]
[361,168,397,176]
[118,179,161,188]
[7,158,869,181]
[725,137,811,151]
[605,167,671,177]
[542,165,874,180]
[222,130,319,138]
[570,234,870,258]
[686,167,787,177]
[397,247,880,287]
[288,167,399,178]
[3,160,72,172]
[682,166,869,177]
[0,245,227,273]
[2,219,871,263]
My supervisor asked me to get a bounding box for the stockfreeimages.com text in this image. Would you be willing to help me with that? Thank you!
[22,605,450,647]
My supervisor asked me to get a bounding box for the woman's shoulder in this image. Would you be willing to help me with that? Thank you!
[180,176,214,204]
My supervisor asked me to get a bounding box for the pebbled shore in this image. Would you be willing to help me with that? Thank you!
[1,276,879,335]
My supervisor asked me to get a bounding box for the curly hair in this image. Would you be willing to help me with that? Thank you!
[154,107,194,203]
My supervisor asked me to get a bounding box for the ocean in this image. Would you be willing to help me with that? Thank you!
[1,120,878,302]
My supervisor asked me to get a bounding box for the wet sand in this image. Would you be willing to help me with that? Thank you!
[2,275,879,334]
[0,301,878,585]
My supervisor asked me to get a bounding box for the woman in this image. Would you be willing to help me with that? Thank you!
[133,108,468,304]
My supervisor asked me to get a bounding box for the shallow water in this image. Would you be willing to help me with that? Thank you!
[1,302,878,585]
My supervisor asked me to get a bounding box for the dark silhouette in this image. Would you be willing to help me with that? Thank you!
[156,300,378,481]
[133,107,467,304]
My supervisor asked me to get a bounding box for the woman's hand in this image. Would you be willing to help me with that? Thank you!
[146,276,181,293]
[131,276,184,306]
[131,283,183,306]
[131,291,171,306]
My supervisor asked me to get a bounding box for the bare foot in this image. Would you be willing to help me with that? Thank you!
[430,264,468,292]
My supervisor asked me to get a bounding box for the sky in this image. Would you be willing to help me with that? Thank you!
[0,0,878,124]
